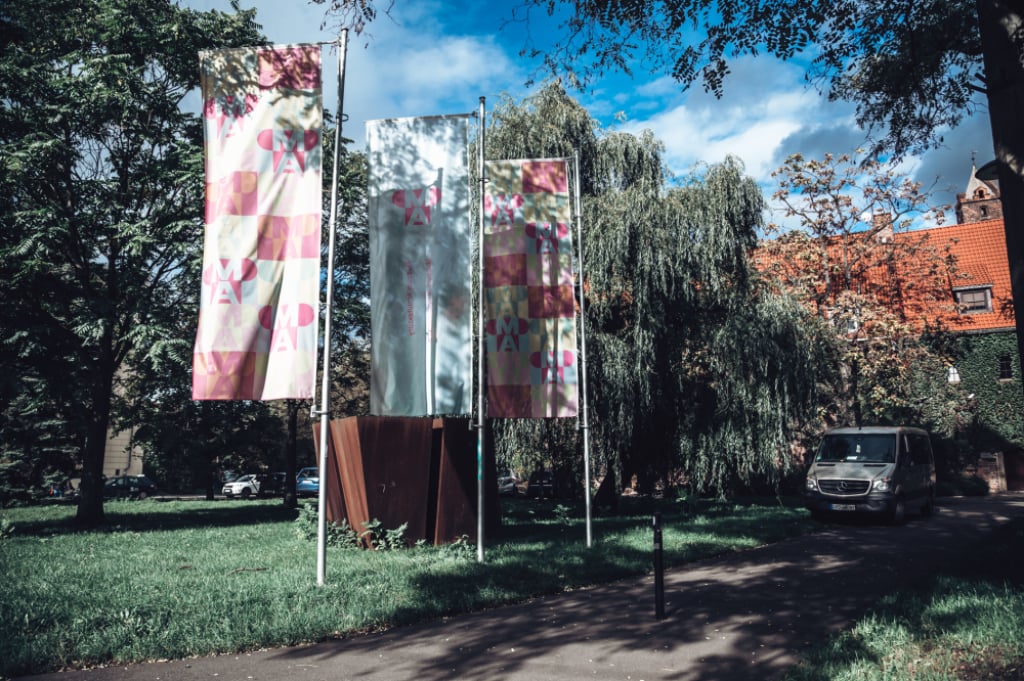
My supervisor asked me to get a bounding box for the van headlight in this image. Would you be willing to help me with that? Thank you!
[805,477,818,492]
[872,477,891,492]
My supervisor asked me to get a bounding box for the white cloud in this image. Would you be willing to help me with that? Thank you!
[348,34,521,123]
[620,86,828,182]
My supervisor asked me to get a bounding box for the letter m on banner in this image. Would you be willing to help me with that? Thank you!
[192,44,323,401]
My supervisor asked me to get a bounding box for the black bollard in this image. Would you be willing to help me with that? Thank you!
[653,512,665,619]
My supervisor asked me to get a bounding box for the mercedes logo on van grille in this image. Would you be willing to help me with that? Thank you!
[838,481,849,491]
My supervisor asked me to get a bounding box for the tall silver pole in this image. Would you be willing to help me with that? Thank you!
[574,150,593,548]
[476,96,487,563]
[317,29,349,587]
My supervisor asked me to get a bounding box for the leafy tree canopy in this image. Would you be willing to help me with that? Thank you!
[0,0,265,519]
[760,153,969,433]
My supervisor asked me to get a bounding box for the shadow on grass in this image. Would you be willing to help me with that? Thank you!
[782,516,1024,680]
[8,500,301,536]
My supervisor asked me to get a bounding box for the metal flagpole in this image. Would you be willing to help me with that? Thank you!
[476,96,487,563]
[574,150,593,548]
[316,29,349,587]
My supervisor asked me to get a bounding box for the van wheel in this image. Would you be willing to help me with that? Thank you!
[920,493,935,518]
[888,497,906,525]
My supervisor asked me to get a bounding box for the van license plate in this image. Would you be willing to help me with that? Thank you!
[830,504,856,511]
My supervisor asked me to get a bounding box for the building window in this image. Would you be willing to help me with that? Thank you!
[955,287,992,313]
[980,205,989,218]
[999,354,1013,380]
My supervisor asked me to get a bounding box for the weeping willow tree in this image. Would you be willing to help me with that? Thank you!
[485,82,824,498]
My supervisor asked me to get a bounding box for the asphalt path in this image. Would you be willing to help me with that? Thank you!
[17,494,1024,681]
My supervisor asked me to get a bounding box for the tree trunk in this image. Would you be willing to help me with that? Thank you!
[978,0,1024,399]
[851,353,862,427]
[593,468,619,513]
[283,400,299,509]
[75,340,114,528]
[205,459,217,501]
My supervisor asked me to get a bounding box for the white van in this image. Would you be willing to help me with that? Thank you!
[804,426,936,523]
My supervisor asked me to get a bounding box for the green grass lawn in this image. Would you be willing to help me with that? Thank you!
[5,497,1022,681]
[0,495,811,677]
[780,517,1024,681]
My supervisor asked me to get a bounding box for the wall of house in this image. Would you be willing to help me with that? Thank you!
[955,331,1024,451]
[103,426,144,478]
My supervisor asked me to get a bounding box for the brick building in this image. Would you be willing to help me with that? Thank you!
[943,164,1023,490]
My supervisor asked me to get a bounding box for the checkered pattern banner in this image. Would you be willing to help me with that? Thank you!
[484,159,578,418]
[192,44,323,400]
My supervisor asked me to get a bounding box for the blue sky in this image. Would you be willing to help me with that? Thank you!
[188,0,994,221]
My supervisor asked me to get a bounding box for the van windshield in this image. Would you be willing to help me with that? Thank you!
[816,434,896,463]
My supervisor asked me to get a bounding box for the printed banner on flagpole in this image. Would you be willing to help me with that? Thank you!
[367,115,472,416]
[192,44,323,400]
[484,159,578,418]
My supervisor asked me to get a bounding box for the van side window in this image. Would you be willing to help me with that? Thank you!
[906,434,932,465]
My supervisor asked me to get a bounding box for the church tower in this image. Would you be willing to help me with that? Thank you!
[956,161,1003,224]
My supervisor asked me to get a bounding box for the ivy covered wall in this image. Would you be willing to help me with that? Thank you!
[955,331,1024,451]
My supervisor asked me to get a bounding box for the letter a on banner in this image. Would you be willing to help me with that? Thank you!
[367,115,472,416]
[192,44,323,400]
[484,159,578,418]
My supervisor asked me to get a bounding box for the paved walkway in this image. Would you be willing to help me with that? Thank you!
[18,494,1024,681]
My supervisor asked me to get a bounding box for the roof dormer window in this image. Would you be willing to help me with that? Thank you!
[954,286,993,313]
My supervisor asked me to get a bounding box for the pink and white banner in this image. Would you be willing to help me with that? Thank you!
[192,44,323,400]
[367,115,472,416]
[484,159,578,418]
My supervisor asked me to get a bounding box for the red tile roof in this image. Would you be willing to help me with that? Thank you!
[755,218,1015,334]
[915,219,1015,333]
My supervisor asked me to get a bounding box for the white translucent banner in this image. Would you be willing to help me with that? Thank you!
[367,115,471,415]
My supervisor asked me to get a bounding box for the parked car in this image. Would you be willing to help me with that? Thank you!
[296,466,319,497]
[804,426,936,524]
[104,475,158,500]
[255,472,287,497]
[497,470,519,496]
[527,469,555,498]
[222,473,261,499]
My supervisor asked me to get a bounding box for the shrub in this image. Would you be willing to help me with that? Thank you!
[293,503,413,550]
[293,502,362,548]
[936,475,990,497]
[361,518,408,550]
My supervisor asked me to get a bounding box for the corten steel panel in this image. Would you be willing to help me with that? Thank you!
[432,418,501,543]
[433,418,478,544]
[329,417,434,547]
[311,425,346,525]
